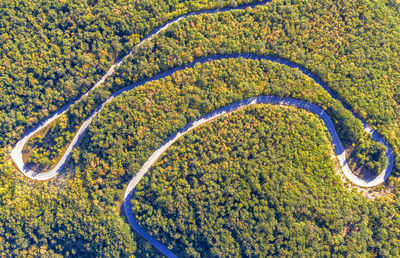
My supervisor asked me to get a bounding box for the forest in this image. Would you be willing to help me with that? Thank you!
[1,0,267,256]
[73,59,399,256]
[0,0,261,147]
[1,0,400,256]
[23,58,388,176]
[22,0,400,176]
[131,105,400,256]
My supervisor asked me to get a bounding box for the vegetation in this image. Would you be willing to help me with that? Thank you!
[347,138,389,178]
[0,148,137,256]
[107,0,400,172]
[0,0,261,147]
[22,0,398,176]
[25,57,387,175]
[131,104,400,256]
[1,0,400,256]
[71,59,398,256]
[23,114,73,171]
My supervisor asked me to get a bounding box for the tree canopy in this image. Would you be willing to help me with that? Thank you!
[2,0,400,256]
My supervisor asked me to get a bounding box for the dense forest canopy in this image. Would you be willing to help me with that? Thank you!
[0,150,137,256]
[0,0,262,146]
[132,104,400,256]
[73,59,399,256]
[1,0,400,256]
[20,0,400,176]
[23,58,387,176]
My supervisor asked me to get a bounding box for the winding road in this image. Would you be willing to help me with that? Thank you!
[123,96,394,257]
[10,1,394,257]
[10,0,271,180]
